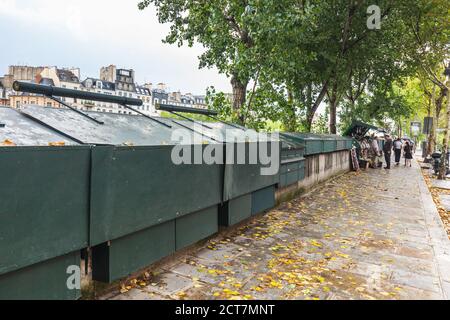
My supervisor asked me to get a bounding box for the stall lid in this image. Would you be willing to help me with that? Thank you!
[19,105,215,146]
[0,107,79,146]
[280,132,323,142]
[279,134,305,150]
[156,117,279,144]
[343,121,383,137]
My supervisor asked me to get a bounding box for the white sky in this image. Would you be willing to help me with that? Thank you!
[0,0,231,94]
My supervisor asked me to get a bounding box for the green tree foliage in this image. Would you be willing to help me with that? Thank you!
[139,0,449,135]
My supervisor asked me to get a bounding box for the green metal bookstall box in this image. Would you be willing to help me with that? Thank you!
[0,107,89,300]
[278,134,306,188]
[190,120,281,227]
[18,106,224,283]
[280,132,325,156]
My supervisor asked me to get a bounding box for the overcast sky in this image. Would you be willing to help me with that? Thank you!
[0,0,231,94]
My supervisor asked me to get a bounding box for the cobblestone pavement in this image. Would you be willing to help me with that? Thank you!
[107,157,450,300]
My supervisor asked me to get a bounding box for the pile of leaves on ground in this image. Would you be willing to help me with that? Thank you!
[421,169,450,239]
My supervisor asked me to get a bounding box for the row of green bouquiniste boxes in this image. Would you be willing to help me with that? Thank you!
[0,105,353,299]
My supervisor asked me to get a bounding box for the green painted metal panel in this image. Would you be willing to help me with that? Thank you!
[286,169,299,186]
[176,206,218,250]
[282,132,351,156]
[0,147,90,275]
[90,145,223,246]
[92,220,175,283]
[306,140,324,155]
[251,186,276,215]
[223,142,280,201]
[281,148,305,160]
[279,157,305,187]
[298,167,306,181]
[279,173,288,188]
[323,140,337,153]
[298,159,306,169]
[219,194,252,227]
[0,251,81,300]
[336,139,346,150]
[287,162,298,172]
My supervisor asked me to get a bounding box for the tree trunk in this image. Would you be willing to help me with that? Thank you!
[231,74,248,124]
[286,90,297,132]
[329,102,337,134]
[427,85,437,157]
[438,87,450,179]
[329,82,338,134]
[305,81,329,132]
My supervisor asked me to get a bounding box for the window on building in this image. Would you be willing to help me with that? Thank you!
[16,101,20,108]
[47,102,52,107]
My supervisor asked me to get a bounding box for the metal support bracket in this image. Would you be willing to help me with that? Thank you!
[48,96,104,125]
[171,119,223,143]
[169,111,213,130]
[120,104,172,129]
[206,115,246,131]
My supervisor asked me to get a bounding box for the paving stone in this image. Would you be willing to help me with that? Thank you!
[393,285,443,300]
[439,194,450,212]
[144,272,194,296]
[432,179,450,190]
[110,288,168,300]
[193,243,245,263]
[390,269,441,293]
[435,254,450,282]
[395,245,434,260]
[442,281,450,299]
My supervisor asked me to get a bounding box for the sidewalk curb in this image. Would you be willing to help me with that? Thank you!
[416,159,450,299]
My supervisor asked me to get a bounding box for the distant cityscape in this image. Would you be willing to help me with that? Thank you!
[0,65,209,115]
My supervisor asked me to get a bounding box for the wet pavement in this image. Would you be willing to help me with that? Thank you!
[106,157,450,300]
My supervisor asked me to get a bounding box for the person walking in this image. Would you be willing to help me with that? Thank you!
[393,137,403,166]
[370,135,381,168]
[383,134,393,170]
[404,141,413,167]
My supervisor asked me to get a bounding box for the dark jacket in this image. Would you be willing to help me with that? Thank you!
[383,139,393,153]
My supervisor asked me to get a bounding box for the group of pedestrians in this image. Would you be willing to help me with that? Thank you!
[370,134,414,170]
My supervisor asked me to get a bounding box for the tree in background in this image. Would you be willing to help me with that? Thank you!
[138,0,266,124]
[399,0,449,177]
